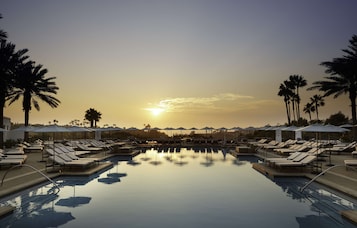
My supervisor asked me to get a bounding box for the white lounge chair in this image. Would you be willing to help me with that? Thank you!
[269,153,309,167]
[274,155,316,168]
[344,160,357,170]
[48,155,94,168]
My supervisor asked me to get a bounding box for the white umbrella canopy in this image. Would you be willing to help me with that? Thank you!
[67,126,92,132]
[33,124,71,133]
[33,124,71,142]
[295,124,349,133]
[281,126,299,131]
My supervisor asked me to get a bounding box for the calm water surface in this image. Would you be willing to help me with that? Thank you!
[1,148,357,227]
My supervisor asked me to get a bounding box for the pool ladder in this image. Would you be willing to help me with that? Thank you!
[0,164,61,194]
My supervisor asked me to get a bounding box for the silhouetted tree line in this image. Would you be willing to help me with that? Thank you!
[278,34,357,128]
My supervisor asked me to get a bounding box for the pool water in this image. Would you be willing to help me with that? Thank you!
[1,147,357,228]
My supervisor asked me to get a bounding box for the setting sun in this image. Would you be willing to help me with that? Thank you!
[149,108,164,116]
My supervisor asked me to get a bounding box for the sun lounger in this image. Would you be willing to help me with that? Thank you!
[248,138,268,146]
[48,155,94,168]
[268,153,309,167]
[344,160,357,170]
[0,153,28,160]
[57,152,100,163]
[55,144,91,156]
[3,148,25,155]
[274,155,316,168]
[0,157,26,168]
[265,152,301,164]
[330,141,357,154]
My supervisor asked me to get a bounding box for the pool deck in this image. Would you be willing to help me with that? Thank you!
[1,147,357,224]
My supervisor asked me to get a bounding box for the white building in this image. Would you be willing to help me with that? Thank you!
[3,116,11,130]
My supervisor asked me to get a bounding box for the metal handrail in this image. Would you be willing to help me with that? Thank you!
[300,164,355,192]
[0,164,61,194]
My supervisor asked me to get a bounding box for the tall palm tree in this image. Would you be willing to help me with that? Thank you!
[85,108,102,128]
[289,75,307,119]
[0,14,8,41]
[309,34,357,124]
[7,61,60,126]
[309,95,325,121]
[0,41,28,146]
[303,102,315,122]
[278,81,294,125]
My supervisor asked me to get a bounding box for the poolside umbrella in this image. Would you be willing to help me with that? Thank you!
[176,127,186,134]
[9,208,75,227]
[27,193,59,206]
[56,196,91,208]
[98,177,121,184]
[339,123,354,129]
[67,126,92,140]
[33,124,71,138]
[295,124,349,167]
[201,127,214,143]
[33,124,70,164]
[127,159,141,166]
[163,127,174,137]
[295,124,349,133]
[149,160,162,166]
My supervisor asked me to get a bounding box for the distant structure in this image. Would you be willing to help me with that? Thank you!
[2,116,11,142]
[3,116,11,130]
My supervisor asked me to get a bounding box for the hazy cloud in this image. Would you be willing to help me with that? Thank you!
[146,93,254,112]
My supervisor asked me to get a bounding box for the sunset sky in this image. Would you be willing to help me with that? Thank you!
[2,0,357,129]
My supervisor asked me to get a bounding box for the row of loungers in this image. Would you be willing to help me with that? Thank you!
[0,152,27,168]
[265,152,317,169]
[45,147,99,169]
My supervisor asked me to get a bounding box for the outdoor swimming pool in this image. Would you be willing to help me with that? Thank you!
[1,147,357,227]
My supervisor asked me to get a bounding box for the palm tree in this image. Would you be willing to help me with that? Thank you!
[0,41,28,145]
[303,102,315,121]
[309,95,325,121]
[7,61,60,126]
[0,14,8,41]
[278,81,294,125]
[84,108,102,128]
[289,75,307,119]
[309,34,357,124]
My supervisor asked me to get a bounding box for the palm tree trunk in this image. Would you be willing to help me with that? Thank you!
[349,93,357,140]
[292,101,296,122]
[350,93,357,124]
[0,97,4,147]
[285,101,291,125]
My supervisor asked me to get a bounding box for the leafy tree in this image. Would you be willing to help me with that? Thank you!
[84,108,102,128]
[0,14,7,41]
[289,75,307,120]
[309,35,357,124]
[309,94,325,121]
[0,41,28,145]
[303,102,315,122]
[325,111,349,126]
[7,61,60,126]
[291,117,308,127]
[278,81,294,125]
